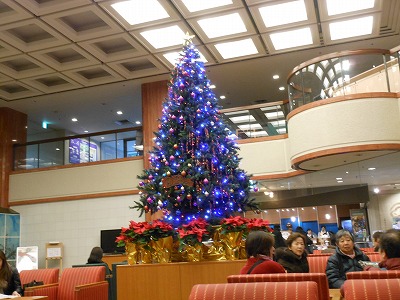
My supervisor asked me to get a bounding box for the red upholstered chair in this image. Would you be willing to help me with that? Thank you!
[189,281,319,300]
[360,247,375,253]
[20,268,59,286]
[346,270,400,280]
[24,266,108,300]
[307,255,330,273]
[365,252,382,262]
[227,273,330,300]
[342,278,400,300]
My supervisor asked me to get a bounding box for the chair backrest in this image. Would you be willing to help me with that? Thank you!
[20,268,59,286]
[346,270,400,279]
[360,247,375,253]
[342,278,400,300]
[189,281,319,300]
[227,273,329,300]
[365,252,381,262]
[72,263,111,276]
[58,267,106,300]
[307,255,330,273]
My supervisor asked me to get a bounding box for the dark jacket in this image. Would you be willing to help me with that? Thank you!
[3,266,23,295]
[275,247,309,273]
[272,229,287,249]
[326,246,370,288]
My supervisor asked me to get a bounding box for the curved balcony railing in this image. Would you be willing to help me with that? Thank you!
[287,47,400,111]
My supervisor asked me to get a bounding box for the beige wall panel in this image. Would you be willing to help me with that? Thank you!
[239,138,291,175]
[9,159,143,202]
[288,98,400,160]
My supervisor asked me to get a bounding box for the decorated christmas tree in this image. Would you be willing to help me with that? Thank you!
[133,37,258,226]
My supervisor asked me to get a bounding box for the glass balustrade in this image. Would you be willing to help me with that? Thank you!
[287,48,400,111]
[13,128,143,170]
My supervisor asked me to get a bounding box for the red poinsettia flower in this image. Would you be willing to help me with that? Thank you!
[247,218,272,232]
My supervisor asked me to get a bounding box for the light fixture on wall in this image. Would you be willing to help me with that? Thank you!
[373,187,380,194]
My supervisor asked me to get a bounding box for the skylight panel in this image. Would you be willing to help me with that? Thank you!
[238,124,263,130]
[265,111,284,119]
[181,0,233,12]
[163,51,208,66]
[326,0,375,16]
[111,0,170,25]
[215,38,258,59]
[140,25,186,49]
[229,115,256,123]
[259,0,308,28]
[329,16,374,40]
[197,13,247,39]
[270,27,313,50]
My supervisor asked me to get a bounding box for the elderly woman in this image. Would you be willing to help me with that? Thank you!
[326,229,370,288]
[240,231,286,274]
[275,232,309,273]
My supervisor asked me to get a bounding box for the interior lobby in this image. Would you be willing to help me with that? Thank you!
[1,1,400,299]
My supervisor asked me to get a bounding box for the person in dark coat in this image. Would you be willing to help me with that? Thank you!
[87,246,112,274]
[275,232,309,273]
[326,229,370,288]
[272,225,286,249]
[0,249,22,296]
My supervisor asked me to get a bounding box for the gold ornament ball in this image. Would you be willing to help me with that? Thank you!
[181,170,186,176]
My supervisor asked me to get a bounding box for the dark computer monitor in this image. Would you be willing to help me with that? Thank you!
[100,229,125,254]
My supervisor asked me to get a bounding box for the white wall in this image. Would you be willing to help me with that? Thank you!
[12,194,144,269]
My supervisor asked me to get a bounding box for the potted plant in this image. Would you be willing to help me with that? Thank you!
[177,218,210,262]
[220,216,249,260]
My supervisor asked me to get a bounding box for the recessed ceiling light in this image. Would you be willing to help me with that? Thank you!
[337,180,343,183]
[259,0,308,28]
[270,27,313,50]
[84,130,89,133]
[346,171,349,174]
[279,86,285,91]
[329,16,374,40]
[209,84,216,89]
[326,0,375,16]
[220,95,226,99]
[215,38,258,59]
[101,137,105,140]
[197,13,247,39]
[273,75,279,79]
[55,148,60,151]
[12,139,17,142]
[135,121,141,125]
[117,111,123,115]
[373,187,380,194]
[336,177,342,180]
[368,167,376,171]
[111,0,169,25]
[181,0,233,12]
[140,25,186,49]
[71,118,78,122]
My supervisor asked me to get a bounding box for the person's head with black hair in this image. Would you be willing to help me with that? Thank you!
[372,231,383,251]
[87,246,104,264]
[379,230,400,259]
[245,230,275,258]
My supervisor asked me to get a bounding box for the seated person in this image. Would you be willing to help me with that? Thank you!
[87,246,112,274]
[372,231,383,252]
[326,229,370,288]
[365,229,400,270]
[275,232,309,273]
[0,250,22,296]
[240,231,286,274]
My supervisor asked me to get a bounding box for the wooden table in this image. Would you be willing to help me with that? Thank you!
[19,297,48,300]
[330,288,342,300]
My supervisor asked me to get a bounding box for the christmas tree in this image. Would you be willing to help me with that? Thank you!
[133,37,258,226]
